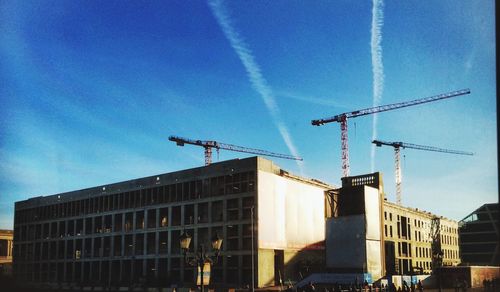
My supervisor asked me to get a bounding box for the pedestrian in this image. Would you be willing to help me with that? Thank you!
[389,283,396,292]
[306,281,315,292]
[402,281,409,292]
[461,279,468,292]
[417,280,423,292]
[333,282,341,292]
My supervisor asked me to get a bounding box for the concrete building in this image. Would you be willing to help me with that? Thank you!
[0,229,13,276]
[325,172,460,283]
[383,201,460,274]
[459,203,499,266]
[13,157,333,289]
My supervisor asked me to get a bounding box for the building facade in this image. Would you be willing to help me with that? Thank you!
[459,203,499,266]
[326,172,460,280]
[13,157,333,289]
[0,229,13,276]
[383,201,460,275]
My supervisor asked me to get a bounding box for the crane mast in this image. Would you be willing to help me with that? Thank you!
[311,89,471,177]
[168,135,303,166]
[372,139,473,205]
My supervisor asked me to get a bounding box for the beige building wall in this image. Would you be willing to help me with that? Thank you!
[439,218,460,267]
[383,201,460,274]
[256,157,333,287]
[0,230,13,262]
[0,229,13,276]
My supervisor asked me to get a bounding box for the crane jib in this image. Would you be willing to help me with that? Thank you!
[311,89,470,125]
[168,135,303,163]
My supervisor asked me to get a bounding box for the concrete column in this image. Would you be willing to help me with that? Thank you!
[120,234,125,258]
[167,206,172,279]
[143,230,147,256]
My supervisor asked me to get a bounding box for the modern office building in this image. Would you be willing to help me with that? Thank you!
[459,203,499,266]
[13,157,333,289]
[325,172,460,282]
[0,229,13,276]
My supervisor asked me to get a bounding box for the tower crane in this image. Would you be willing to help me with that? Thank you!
[372,139,473,205]
[168,135,303,166]
[311,89,471,177]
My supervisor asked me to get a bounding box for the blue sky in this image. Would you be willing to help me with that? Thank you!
[0,0,496,229]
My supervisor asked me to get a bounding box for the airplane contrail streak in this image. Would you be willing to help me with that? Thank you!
[208,0,303,173]
[370,0,385,172]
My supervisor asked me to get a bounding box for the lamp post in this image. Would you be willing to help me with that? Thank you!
[251,205,255,292]
[432,250,444,292]
[180,231,223,292]
[437,251,443,292]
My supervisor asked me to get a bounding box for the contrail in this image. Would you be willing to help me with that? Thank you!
[370,0,385,172]
[208,0,303,173]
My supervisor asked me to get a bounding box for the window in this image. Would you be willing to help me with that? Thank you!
[198,203,209,223]
[59,221,66,238]
[198,228,209,248]
[135,234,144,255]
[147,209,156,229]
[124,235,133,256]
[212,201,223,222]
[136,211,144,230]
[242,197,255,219]
[124,213,133,232]
[104,215,112,233]
[159,208,168,227]
[94,217,102,234]
[103,236,111,257]
[114,214,122,232]
[113,235,122,257]
[227,199,239,221]
[184,205,194,225]
[159,232,168,254]
[172,206,181,226]
[158,186,165,204]
[76,219,83,235]
[83,238,91,258]
[171,230,181,254]
[146,232,156,255]
[92,238,100,257]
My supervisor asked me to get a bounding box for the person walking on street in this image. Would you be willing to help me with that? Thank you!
[306,281,315,292]
[416,280,423,292]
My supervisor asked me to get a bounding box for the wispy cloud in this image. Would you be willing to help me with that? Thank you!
[370,0,385,172]
[208,0,303,173]
[276,90,352,109]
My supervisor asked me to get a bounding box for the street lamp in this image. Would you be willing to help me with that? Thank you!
[180,231,223,292]
[433,250,444,292]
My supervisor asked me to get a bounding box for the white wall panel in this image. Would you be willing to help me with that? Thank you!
[258,171,325,249]
[364,186,381,240]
